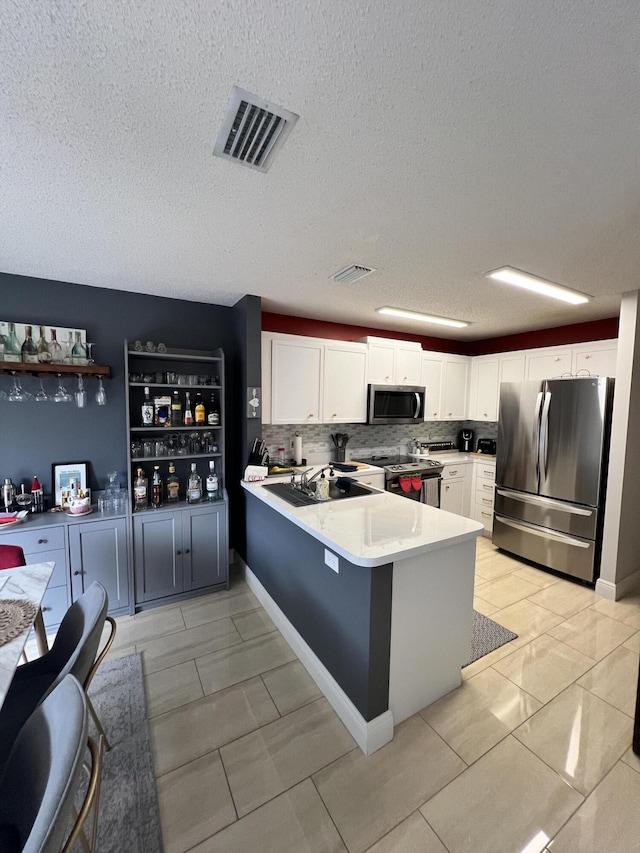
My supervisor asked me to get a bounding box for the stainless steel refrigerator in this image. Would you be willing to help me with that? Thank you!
[493,377,614,583]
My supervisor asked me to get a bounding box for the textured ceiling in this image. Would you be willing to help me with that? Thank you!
[1,0,638,340]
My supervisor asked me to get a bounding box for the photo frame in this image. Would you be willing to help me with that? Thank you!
[51,462,90,509]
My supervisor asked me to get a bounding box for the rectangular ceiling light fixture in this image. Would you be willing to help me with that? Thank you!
[485,266,590,305]
[377,307,469,328]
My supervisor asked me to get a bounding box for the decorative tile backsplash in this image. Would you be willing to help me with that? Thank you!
[262,420,498,463]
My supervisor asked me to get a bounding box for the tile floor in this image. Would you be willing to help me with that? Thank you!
[101,537,640,852]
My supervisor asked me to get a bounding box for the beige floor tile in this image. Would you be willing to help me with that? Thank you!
[549,762,640,852]
[511,564,561,589]
[196,632,296,694]
[261,660,322,715]
[181,589,261,628]
[150,676,279,776]
[420,667,542,764]
[514,684,632,795]
[623,629,640,653]
[157,751,237,853]
[491,598,564,642]
[145,659,204,717]
[493,635,595,704]
[577,645,639,716]
[421,737,583,853]
[231,607,276,640]
[473,595,500,617]
[138,618,242,674]
[189,779,346,853]
[313,715,465,853]
[620,745,640,774]
[528,582,596,618]
[366,811,448,853]
[221,697,355,817]
[591,591,640,629]
[474,573,541,609]
[114,605,186,647]
[547,608,636,661]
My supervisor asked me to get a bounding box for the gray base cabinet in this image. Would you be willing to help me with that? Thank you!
[68,517,130,612]
[133,501,228,605]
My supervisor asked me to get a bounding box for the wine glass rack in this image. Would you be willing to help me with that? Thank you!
[0,360,111,378]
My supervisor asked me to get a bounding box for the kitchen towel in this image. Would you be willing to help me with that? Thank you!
[424,478,439,507]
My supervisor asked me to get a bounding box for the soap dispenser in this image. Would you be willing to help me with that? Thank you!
[316,471,330,501]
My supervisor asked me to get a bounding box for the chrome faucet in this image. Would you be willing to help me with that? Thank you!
[291,466,334,495]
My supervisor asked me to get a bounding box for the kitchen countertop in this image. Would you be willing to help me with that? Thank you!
[242,479,483,567]
[409,451,496,464]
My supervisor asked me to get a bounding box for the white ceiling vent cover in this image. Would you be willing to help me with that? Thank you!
[332,265,376,284]
[213,86,299,173]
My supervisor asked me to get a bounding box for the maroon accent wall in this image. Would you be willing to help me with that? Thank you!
[262,312,619,355]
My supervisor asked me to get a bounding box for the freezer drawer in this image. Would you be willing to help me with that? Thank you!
[493,515,596,582]
[494,488,598,540]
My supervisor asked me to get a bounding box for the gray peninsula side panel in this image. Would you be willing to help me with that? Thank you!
[245,492,392,721]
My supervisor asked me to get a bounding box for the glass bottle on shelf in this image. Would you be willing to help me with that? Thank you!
[48,328,63,363]
[187,462,202,503]
[166,462,180,502]
[134,467,148,511]
[21,325,38,363]
[171,390,182,425]
[4,322,21,362]
[36,325,51,363]
[152,465,163,508]
[71,331,87,365]
[207,393,220,426]
[141,386,154,426]
[194,392,205,425]
[184,392,193,426]
[0,322,7,359]
[206,460,219,500]
[62,330,74,364]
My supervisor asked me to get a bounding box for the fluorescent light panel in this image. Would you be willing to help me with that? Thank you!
[377,307,469,328]
[485,266,590,305]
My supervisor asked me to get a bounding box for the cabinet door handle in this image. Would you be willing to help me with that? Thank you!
[445,485,450,491]
[481,511,492,518]
[185,548,190,554]
[483,469,493,476]
[176,550,182,555]
[483,484,492,490]
[37,539,47,544]
[449,470,458,476]
[42,606,52,612]
[73,570,82,576]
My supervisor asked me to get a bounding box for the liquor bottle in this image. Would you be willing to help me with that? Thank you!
[141,386,154,426]
[71,331,87,365]
[134,467,148,511]
[207,393,220,426]
[48,328,63,363]
[0,321,7,358]
[187,462,202,503]
[171,390,183,425]
[194,392,205,425]
[184,392,193,426]
[206,460,219,500]
[152,465,163,508]
[21,325,38,363]
[4,322,21,362]
[36,325,51,362]
[166,462,180,502]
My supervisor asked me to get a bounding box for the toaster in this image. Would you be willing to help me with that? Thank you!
[477,438,497,455]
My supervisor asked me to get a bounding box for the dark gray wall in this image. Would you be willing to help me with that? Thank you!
[0,272,261,548]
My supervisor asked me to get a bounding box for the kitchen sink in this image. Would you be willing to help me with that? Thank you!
[262,480,375,507]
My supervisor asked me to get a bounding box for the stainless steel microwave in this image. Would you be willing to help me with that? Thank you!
[367,385,426,425]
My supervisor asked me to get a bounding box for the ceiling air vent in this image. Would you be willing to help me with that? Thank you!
[332,265,376,284]
[213,86,299,173]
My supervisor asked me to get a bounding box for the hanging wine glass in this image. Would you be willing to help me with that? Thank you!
[75,375,87,408]
[8,373,26,402]
[53,374,73,403]
[95,376,107,406]
[35,378,50,402]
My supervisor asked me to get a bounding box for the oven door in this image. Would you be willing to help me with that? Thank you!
[387,478,422,500]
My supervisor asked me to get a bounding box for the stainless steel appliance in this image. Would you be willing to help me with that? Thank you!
[367,385,426,425]
[458,429,474,452]
[353,455,443,505]
[477,438,496,455]
[493,377,614,583]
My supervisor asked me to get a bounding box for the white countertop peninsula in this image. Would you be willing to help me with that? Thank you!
[241,478,483,755]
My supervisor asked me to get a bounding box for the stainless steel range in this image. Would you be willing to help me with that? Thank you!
[353,455,443,505]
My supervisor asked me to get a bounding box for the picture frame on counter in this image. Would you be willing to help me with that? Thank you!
[52,461,90,509]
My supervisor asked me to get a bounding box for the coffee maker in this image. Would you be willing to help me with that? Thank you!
[458,429,474,452]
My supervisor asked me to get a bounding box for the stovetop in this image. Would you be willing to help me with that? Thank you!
[353,455,444,477]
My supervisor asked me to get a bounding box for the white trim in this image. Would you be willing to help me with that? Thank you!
[237,555,394,755]
[596,569,640,601]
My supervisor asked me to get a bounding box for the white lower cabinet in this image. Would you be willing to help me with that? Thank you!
[470,459,496,534]
[439,462,471,516]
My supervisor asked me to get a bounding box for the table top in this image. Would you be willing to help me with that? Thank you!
[0,561,54,709]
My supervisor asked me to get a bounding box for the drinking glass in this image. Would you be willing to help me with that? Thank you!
[85,343,95,364]
[35,379,50,402]
[95,377,107,405]
[53,375,73,403]
[75,375,87,408]
[8,373,31,402]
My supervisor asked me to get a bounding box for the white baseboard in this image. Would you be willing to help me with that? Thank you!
[596,569,640,600]
[237,555,394,755]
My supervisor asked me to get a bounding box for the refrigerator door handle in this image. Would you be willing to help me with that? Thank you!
[495,488,593,516]
[540,391,552,481]
[494,515,591,548]
[533,391,544,481]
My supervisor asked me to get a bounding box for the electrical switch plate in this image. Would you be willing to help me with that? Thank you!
[324,549,339,573]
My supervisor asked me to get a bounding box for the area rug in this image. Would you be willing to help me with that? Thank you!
[75,653,164,853]
[464,611,518,667]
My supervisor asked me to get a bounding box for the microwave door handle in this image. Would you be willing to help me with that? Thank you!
[414,392,420,419]
[533,391,543,483]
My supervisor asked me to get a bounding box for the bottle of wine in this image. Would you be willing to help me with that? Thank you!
[36,325,51,363]
[0,322,7,359]
[166,462,180,502]
[207,393,220,426]
[21,325,38,363]
[187,462,202,503]
[194,392,205,425]
[3,323,21,362]
[134,467,148,511]
[48,328,63,363]
[206,460,219,501]
[152,465,163,508]
[71,331,87,365]
[171,390,183,425]
[184,392,193,426]
[141,386,154,426]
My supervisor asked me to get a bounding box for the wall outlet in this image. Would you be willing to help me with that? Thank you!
[324,549,339,573]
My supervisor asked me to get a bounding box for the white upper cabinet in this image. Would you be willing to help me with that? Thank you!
[572,340,617,378]
[395,344,422,384]
[322,342,368,423]
[365,337,422,385]
[421,355,444,420]
[441,356,469,419]
[271,337,324,424]
[468,357,499,421]
[525,348,573,380]
[499,353,526,384]
[261,332,274,424]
